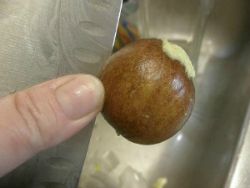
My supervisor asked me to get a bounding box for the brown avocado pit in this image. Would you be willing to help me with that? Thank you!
[100,38,195,145]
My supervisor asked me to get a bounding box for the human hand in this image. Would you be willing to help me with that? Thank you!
[0,74,104,177]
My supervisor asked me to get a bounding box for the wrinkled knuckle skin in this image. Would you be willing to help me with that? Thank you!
[13,91,48,151]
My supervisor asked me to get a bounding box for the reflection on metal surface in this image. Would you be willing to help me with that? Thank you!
[176,133,183,142]
[73,48,102,64]
[224,48,250,188]
[86,0,112,11]
[78,21,106,37]
[45,157,74,170]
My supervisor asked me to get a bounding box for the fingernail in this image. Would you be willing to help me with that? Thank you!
[56,75,104,119]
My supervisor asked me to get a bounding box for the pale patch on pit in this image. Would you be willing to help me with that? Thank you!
[162,40,195,78]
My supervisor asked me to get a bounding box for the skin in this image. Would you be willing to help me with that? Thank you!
[101,39,195,144]
[0,74,104,177]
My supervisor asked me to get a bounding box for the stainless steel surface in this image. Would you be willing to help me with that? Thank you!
[80,0,250,187]
[0,0,122,187]
[226,104,250,188]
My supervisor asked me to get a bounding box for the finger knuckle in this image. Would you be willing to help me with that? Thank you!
[13,91,47,150]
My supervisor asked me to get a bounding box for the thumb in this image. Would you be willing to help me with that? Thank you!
[0,74,104,176]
